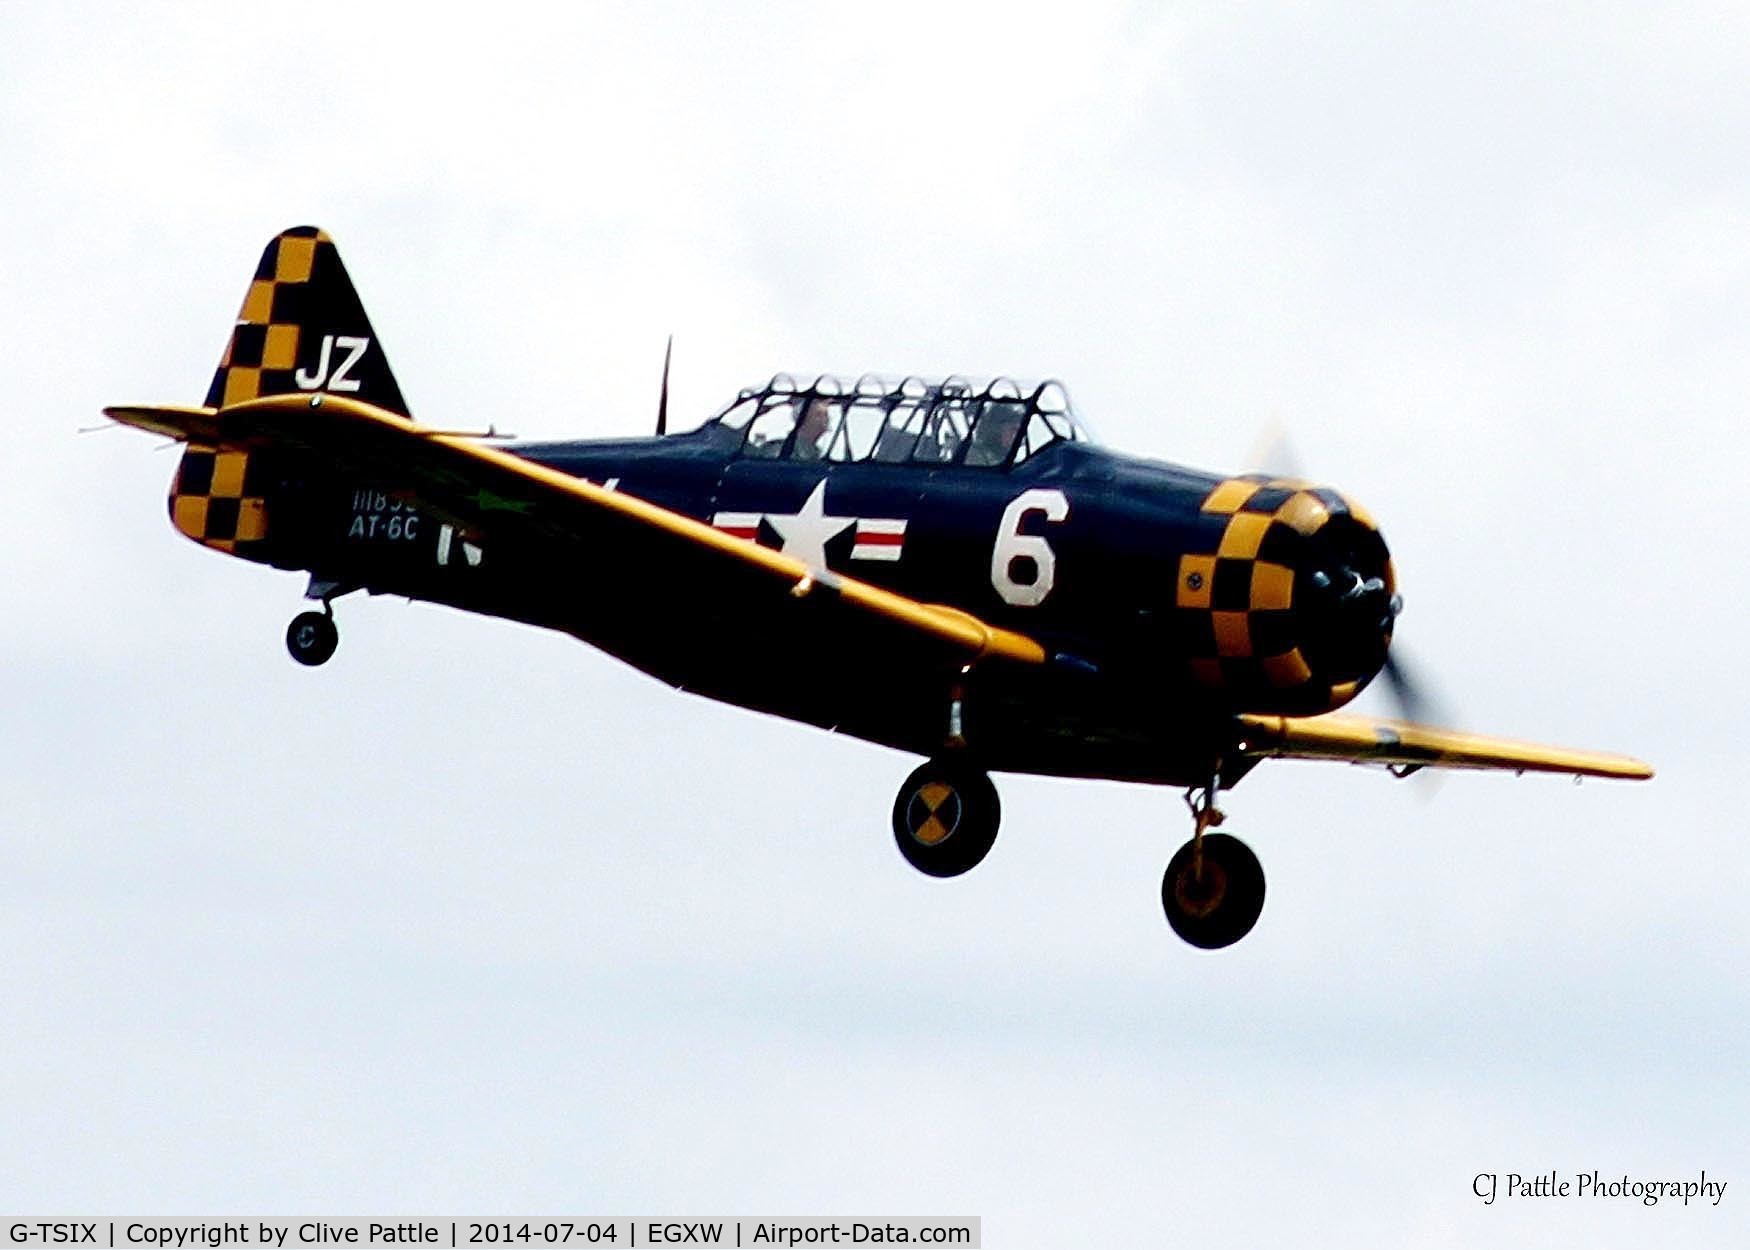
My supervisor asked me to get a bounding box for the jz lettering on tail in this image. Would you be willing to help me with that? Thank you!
[296,334,370,392]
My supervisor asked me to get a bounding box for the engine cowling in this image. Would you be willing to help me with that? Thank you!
[1175,476,1396,715]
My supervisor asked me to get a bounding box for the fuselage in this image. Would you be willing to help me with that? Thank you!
[191,388,1396,786]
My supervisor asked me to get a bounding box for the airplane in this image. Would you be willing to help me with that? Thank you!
[105,226,1653,949]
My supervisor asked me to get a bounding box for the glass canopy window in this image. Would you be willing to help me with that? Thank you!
[707,375,1088,468]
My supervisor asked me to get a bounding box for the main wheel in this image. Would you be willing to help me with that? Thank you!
[286,611,339,666]
[1161,832,1265,949]
[891,758,1000,878]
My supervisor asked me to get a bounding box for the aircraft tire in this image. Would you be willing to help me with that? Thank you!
[1161,832,1265,949]
[286,611,339,667]
[891,758,1000,878]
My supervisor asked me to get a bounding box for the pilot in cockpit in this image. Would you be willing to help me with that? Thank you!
[793,397,832,462]
[964,402,1025,466]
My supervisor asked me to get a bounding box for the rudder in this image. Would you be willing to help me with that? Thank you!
[203,225,409,414]
[172,226,408,557]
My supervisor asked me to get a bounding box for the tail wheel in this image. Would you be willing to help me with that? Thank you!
[891,758,1000,878]
[1162,832,1265,949]
[286,610,339,666]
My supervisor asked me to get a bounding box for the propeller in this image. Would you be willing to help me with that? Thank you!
[1378,625,1453,790]
[655,334,673,436]
[1243,418,1305,482]
[1378,644,1449,729]
[1244,425,1450,730]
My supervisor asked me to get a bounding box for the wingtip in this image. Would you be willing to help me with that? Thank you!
[1592,752,1656,781]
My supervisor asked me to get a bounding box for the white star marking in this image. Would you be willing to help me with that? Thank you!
[764,479,854,569]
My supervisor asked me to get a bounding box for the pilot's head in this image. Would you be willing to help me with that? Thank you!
[967,402,1024,465]
[985,404,1021,437]
[796,398,832,455]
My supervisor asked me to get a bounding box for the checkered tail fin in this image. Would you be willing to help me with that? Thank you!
[169,226,410,557]
[203,225,410,415]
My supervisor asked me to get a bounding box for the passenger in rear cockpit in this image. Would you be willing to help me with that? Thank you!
[792,397,831,462]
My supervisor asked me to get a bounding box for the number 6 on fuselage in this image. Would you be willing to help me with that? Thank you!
[991,489,1069,608]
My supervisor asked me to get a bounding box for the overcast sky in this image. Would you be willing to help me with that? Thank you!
[3,3,1746,1245]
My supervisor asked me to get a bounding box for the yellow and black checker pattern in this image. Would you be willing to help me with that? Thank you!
[177,229,329,549]
[1175,475,1386,709]
[172,226,410,560]
[200,224,407,415]
[202,228,330,409]
[168,444,269,553]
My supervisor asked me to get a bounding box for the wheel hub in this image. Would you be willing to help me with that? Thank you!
[1173,859,1229,917]
[907,782,961,846]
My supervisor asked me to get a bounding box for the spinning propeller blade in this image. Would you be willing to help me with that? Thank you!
[1244,419,1305,482]
[1243,421,1453,733]
[1379,646,1449,729]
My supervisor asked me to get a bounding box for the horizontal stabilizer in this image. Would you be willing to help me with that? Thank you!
[103,404,220,443]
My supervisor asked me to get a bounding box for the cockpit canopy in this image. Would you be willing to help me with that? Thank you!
[702,375,1090,468]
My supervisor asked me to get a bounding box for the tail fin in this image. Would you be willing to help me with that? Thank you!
[203,226,409,415]
[171,226,407,557]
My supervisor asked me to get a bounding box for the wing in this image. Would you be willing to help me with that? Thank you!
[1236,711,1653,780]
[105,395,1047,674]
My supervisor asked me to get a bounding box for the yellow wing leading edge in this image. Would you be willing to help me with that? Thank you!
[1236,711,1653,780]
[105,395,1048,670]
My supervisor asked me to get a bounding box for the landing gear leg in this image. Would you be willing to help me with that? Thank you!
[286,599,339,667]
[1161,772,1265,948]
[891,668,999,877]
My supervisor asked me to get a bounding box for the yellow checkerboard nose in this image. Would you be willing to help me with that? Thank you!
[1176,476,1392,712]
